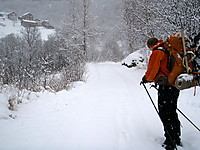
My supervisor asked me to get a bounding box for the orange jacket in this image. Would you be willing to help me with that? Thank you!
[145,47,170,82]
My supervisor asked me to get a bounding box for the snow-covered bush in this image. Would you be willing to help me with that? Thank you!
[0,30,86,92]
[121,49,147,69]
[0,84,40,119]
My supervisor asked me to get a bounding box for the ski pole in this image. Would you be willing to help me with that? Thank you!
[177,108,200,132]
[141,83,178,150]
[142,83,159,114]
[145,83,200,133]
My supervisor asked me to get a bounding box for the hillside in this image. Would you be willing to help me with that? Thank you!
[0,62,200,150]
[0,12,55,40]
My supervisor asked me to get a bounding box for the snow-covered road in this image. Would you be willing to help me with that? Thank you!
[0,62,200,150]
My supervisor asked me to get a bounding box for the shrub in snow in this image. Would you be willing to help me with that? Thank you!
[0,84,40,119]
[0,94,10,119]
[0,30,86,92]
[121,50,146,69]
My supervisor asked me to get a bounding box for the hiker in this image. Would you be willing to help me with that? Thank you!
[141,38,182,150]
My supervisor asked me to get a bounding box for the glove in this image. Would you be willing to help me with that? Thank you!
[140,75,148,84]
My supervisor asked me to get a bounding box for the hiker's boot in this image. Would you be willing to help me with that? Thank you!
[175,138,183,147]
[162,139,176,150]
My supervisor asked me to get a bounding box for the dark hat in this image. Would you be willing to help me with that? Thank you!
[147,38,158,47]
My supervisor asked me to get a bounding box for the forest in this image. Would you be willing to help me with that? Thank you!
[0,0,199,95]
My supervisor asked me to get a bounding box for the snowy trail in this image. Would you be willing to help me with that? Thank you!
[0,62,200,150]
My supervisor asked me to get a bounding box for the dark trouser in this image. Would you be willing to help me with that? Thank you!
[158,85,181,145]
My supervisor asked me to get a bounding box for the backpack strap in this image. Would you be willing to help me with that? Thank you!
[151,40,166,50]
[154,47,171,85]
[156,47,170,55]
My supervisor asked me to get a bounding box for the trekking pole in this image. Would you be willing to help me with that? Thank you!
[144,82,200,133]
[145,82,200,133]
[142,83,159,114]
[177,108,200,132]
[141,83,178,150]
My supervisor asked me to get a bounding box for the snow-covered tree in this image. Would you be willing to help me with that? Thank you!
[156,0,200,42]
[0,34,20,85]
[20,27,43,90]
[122,0,200,52]
[122,0,159,52]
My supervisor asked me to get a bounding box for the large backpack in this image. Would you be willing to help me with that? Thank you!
[164,32,197,86]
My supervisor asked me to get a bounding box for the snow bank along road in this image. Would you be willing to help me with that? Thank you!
[0,62,200,150]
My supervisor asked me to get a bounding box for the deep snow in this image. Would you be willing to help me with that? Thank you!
[0,62,200,150]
